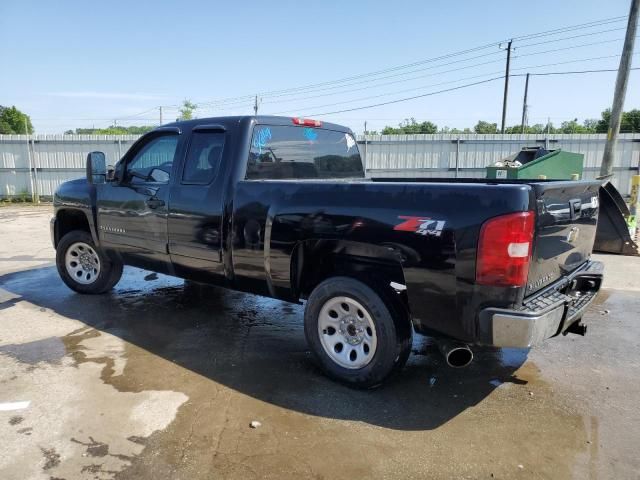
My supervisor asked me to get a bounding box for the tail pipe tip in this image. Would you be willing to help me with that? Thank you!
[437,339,474,368]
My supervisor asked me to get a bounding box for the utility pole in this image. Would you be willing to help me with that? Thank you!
[500,40,514,134]
[159,106,163,125]
[253,95,259,116]
[24,117,36,203]
[600,0,639,178]
[363,121,368,174]
[545,116,550,150]
[521,73,530,134]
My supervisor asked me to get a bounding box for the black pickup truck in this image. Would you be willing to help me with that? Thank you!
[52,115,604,387]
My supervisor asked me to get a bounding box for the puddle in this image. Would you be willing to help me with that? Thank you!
[0,337,66,365]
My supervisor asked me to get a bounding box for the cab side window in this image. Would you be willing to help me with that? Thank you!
[128,135,178,184]
[182,131,225,184]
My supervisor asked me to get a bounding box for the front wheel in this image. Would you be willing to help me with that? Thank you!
[56,230,123,294]
[304,277,412,388]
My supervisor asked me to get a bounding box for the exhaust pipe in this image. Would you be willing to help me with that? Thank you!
[437,339,473,368]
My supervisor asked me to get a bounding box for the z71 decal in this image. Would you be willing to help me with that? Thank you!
[394,216,446,237]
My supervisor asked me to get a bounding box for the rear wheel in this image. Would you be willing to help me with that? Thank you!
[56,230,123,294]
[304,276,411,388]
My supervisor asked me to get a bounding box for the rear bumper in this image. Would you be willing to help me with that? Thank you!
[478,260,604,348]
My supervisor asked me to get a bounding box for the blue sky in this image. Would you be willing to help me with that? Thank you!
[1,0,638,134]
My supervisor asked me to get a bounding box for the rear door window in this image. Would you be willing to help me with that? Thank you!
[246,125,363,180]
[182,131,225,184]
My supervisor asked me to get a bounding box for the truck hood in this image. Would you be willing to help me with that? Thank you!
[54,178,92,209]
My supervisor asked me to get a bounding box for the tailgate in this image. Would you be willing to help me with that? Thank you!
[526,181,601,296]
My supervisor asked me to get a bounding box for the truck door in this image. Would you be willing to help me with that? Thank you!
[167,125,227,279]
[97,129,180,265]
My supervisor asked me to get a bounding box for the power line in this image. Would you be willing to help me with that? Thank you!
[304,77,507,117]
[298,66,640,118]
[510,16,626,41]
[514,26,626,49]
[213,36,630,116]
[231,35,636,112]
[271,70,502,115]
[199,33,631,110]
[194,50,507,109]
[267,51,639,116]
[511,52,635,72]
[268,72,506,114]
[55,15,634,127]
[193,56,640,119]
[514,66,640,77]
[175,15,629,109]
[514,36,633,58]
[266,17,627,94]
[114,106,162,121]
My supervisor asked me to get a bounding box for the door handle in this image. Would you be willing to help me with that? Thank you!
[145,198,165,209]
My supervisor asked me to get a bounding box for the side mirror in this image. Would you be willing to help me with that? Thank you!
[148,168,170,183]
[86,151,106,184]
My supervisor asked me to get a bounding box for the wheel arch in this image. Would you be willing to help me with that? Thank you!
[53,208,95,248]
[292,239,413,336]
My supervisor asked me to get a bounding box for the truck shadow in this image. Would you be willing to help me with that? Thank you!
[0,266,530,431]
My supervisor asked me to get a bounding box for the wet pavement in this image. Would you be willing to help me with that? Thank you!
[1,205,639,479]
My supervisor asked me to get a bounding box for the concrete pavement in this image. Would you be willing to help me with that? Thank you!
[1,205,639,479]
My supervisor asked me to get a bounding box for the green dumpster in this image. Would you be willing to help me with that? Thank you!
[486,147,584,180]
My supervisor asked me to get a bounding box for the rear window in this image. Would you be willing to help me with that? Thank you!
[246,125,363,180]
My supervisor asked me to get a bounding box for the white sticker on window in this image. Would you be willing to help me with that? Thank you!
[345,133,356,151]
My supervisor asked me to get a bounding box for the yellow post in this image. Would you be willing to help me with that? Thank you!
[629,175,640,240]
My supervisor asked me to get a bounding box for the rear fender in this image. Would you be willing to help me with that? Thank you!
[291,239,412,335]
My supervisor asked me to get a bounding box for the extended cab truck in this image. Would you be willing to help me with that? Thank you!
[52,116,604,387]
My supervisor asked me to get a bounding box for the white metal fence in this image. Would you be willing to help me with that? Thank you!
[0,135,139,199]
[360,133,640,195]
[1,133,639,199]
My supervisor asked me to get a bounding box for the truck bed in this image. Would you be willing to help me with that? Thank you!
[231,177,601,343]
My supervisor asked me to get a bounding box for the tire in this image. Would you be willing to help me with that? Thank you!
[304,276,412,388]
[56,230,123,294]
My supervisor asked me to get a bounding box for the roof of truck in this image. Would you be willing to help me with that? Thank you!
[162,115,352,133]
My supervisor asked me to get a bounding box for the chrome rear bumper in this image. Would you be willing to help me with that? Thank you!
[478,260,604,348]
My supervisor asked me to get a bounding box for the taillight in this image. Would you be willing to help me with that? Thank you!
[292,117,322,127]
[476,211,535,287]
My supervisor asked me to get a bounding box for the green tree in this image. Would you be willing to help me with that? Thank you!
[583,118,599,132]
[473,121,498,134]
[178,99,198,121]
[596,108,640,133]
[64,125,155,135]
[597,109,612,133]
[0,105,34,134]
[381,118,438,134]
[558,118,585,134]
[528,123,547,134]
[503,124,549,134]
